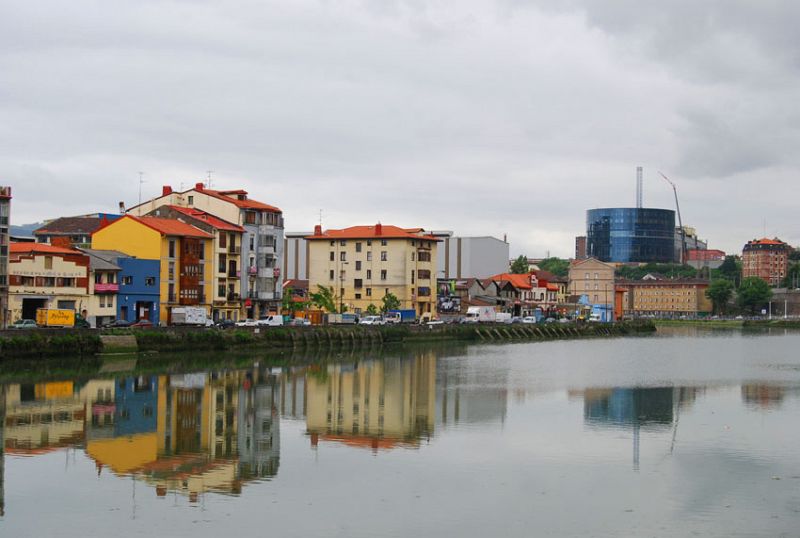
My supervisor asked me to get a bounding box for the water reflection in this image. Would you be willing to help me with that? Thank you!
[2,336,800,535]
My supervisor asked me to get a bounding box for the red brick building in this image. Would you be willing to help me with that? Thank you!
[742,238,791,286]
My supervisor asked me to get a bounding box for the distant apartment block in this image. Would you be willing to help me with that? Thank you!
[283,231,312,281]
[431,232,509,279]
[568,258,615,306]
[33,214,121,248]
[742,238,791,287]
[619,278,712,317]
[0,186,9,328]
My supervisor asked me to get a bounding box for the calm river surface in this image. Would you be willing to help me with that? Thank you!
[2,327,800,537]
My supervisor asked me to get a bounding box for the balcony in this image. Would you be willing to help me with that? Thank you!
[228,246,241,255]
[227,292,240,301]
[248,266,258,275]
[257,245,275,255]
[94,283,119,293]
[228,269,239,277]
[258,291,274,300]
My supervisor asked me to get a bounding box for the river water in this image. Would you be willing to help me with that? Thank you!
[2,327,800,537]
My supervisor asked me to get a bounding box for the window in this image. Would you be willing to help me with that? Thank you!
[585,272,590,279]
[380,270,387,280]
[145,277,155,286]
[95,273,102,284]
[218,284,226,297]
[367,251,372,261]
[168,240,176,258]
[219,232,227,248]
[123,276,133,285]
[366,269,372,279]
[107,296,114,308]
[188,195,194,205]
[418,269,431,279]
[355,261,361,271]
[355,293,361,299]
[250,235,255,250]
[367,240,372,246]
[594,272,599,279]
[356,242,362,252]
[366,288,372,296]
[354,279,363,289]
[381,240,387,246]
[381,251,387,261]
[330,251,335,261]
[168,262,175,281]
[44,256,53,269]
[340,252,346,261]
[330,240,335,246]
[340,240,346,246]
[329,270,335,280]
[418,251,431,262]
[411,271,415,284]
[411,252,415,261]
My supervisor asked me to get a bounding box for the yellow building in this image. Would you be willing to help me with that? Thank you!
[306,223,439,317]
[8,243,90,322]
[568,257,616,306]
[305,355,436,450]
[141,206,245,322]
[91,215,213,324]
[620,278,712,317]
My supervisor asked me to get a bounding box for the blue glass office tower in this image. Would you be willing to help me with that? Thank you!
[586,208,675,263]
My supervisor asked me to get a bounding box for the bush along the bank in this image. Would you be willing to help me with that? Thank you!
[0,332,103,358]
[135,330,257,352]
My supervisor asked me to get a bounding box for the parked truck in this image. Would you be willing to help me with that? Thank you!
[171,306,212,326]
[464,306,496,323]
[36,308,89,328]
[385,309,416,324]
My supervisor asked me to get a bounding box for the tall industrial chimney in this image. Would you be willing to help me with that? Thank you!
[636,166,643,208]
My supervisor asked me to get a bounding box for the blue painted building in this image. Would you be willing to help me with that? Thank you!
[114,376,158,436]
[117,258,160,324]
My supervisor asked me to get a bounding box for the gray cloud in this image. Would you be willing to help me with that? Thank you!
[1,0,799,256]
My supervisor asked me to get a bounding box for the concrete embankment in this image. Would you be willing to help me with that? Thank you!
[0,321,656,358]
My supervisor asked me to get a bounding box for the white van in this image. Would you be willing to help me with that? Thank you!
[256,315,284,327]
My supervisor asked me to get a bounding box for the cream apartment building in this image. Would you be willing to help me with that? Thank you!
[568,257,616,306]
[306,224,439,317]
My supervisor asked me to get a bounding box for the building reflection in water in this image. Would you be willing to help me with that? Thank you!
[436,361,507,429]
[741,384,787,410]
[0,369,283,508]
[305,354,436,452]
[581,387,700,470]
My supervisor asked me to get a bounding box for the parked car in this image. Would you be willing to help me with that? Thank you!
[509,316,522,324]
[215,319,236,329]
[288,318,311,326]
[544,317,556,323]
[11,319,38,329]
[130,319,154,329]
[558,317,571,324]
[359,316,385,325]
[236,319,258,327]
[103,319,132,328]
[256,315,284,327]
[522,316,538,324]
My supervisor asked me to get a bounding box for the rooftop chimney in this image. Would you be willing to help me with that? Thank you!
[195,182,204,191]
[314,224,322,236]
[375,223,382,236]
[118,201,125,214]
[162,185,173,196]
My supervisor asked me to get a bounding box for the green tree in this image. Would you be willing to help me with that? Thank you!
[705,279,734,315]
[510,255,529,274]
[282,287,308,315]
[538,257,570,277]
[789,248,800,262]
[717,255,741,285]
[310,285,339,313]
[365,303,378,315]
[782,262,800,288]
[736,277,773,314]
[381,292,401,314]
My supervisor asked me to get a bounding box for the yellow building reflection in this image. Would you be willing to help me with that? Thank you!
[306,354,436,451]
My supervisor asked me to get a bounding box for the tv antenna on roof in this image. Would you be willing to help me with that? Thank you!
[138,171,145,205]
[206,170,214,189]
[319,209,323,227]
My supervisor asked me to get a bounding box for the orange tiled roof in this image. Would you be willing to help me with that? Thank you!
[203,188,282,213]
[748,237,786,246]
[127,215,213,238]
[10,243,80,255]
[488,273,533,289]
[307,224,439,241]
[167,206,244,232]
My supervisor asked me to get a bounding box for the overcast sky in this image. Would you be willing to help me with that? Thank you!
[2,0,798,257]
